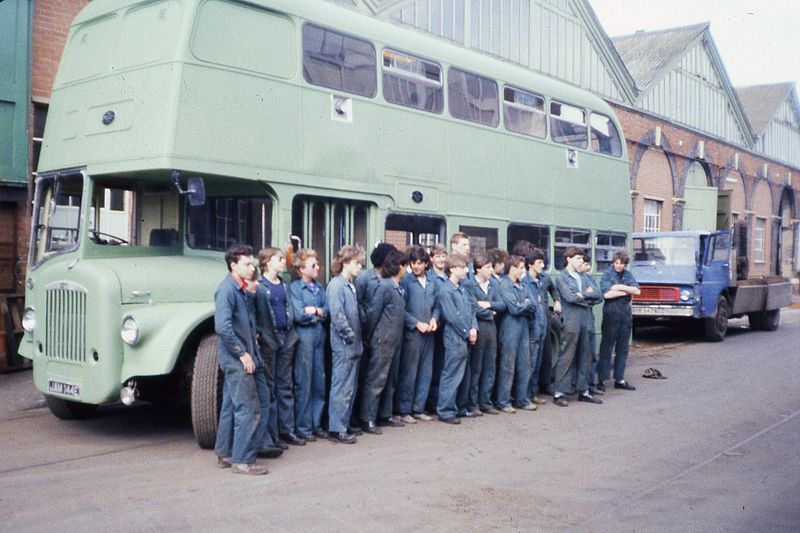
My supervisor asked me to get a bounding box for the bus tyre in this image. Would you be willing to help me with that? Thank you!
[45,395,98,420]
[191,334,223,449]
[759,309,780,331]
[704,296,729,342]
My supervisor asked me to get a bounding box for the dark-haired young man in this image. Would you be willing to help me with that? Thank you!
[553,247,603,407]
[397,246,439,423]
[360,249,408,433]
[598,250,640,392]
[213,244,270,475]
[523,249,548,406]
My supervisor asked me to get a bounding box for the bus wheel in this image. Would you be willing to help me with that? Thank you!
[45,395,98,420]
[704,296,729,342]
[759,309,780,331]
[190,334,223,449]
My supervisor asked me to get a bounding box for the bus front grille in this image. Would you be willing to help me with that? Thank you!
[44,287,87,363]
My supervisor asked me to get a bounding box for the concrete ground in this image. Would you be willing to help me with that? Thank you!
[0,309,798,532]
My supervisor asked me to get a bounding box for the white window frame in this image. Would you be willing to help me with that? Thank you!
[643,199,662,233]
[754,218,766,263]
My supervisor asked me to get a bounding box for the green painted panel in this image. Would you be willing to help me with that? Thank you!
[684,186,718,231]
[0,0,31,186]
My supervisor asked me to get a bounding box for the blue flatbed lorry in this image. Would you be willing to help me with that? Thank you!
[630,226,793,341]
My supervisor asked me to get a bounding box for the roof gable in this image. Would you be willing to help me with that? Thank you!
[612,23,707,90]
[736,82,798,136]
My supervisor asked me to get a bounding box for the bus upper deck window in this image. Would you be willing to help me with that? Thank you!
[503,86,546,139]
[382,49,443,113]
[590,113,623,157]
[550,101,588,149]
[302,24,376,98]
[448,68,499,127]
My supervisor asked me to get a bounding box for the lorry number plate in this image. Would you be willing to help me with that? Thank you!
[48,380,80,398]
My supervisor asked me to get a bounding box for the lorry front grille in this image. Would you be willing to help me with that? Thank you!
[44,286,87,363]
[633,285,679,303]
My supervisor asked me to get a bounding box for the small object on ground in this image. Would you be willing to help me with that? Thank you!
[643,368,666,379]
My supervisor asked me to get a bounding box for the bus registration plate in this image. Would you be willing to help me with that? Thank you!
[48,380,80,398]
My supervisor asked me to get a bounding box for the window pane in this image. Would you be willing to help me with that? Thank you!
[302,24,376,97]
[507,224,550,265]
[643,199,662,233]
[312,202,327,274]
[385,213,445,250]
[550,101,587,148]
[187,197,272,252]
[459,225,498,257]
[32,175,83,265]
[554,227,591,270]
[448,67,499,127]
[503,86,546,138]
[382,49,443,113]
[595,231,627,272]
[712,233,730,261]
[590,113,622,156]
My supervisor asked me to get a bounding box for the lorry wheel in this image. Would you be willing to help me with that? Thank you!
[190,334,223,449]
[747,313,763,330]
[45,395,98,420]
[704,296,729,342]
[759,309,780,331]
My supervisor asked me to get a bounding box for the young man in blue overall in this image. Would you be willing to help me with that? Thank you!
[289,249,328,444]
[359,250,408,433]
[437,255,478,424]
[598,250,640,392]
[459,253,505,417]
[496,255,536,413]
[256,247,301,448]
[213,244,270,475]
[326,245,365,444]
[397,246,439,424]
[553,247,604,407]
[523,249,549,406]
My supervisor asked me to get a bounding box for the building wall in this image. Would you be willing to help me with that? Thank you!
[615,103,800,275]
[32,0,89,102]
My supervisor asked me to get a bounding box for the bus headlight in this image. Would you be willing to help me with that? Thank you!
[121,316,140,346]
[680,289,693,302]
[22,307,36,333]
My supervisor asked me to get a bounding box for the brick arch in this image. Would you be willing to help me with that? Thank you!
[721,170,746,217]
[750,179,774,275]
[629,129,680,194]
[676,143,713,196]
[778,185,797,219]
[631,147,674,232]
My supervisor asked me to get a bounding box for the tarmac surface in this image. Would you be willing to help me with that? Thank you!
[1,309,799,532]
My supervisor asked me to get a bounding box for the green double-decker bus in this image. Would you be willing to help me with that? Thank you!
[21,0,631,446]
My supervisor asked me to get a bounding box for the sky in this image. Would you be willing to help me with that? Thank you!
[589,0,800,94]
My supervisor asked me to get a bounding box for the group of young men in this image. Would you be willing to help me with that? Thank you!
[212,233,640,475]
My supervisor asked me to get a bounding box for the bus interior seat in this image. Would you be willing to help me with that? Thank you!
[149,228,179,246]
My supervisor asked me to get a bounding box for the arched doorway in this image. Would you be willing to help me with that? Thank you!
[777,187,796,277]
[683,161,716,230]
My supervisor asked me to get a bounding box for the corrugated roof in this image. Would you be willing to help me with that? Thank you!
[736,82,797,136]
[611,23,708,89]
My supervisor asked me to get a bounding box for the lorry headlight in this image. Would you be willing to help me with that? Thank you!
[22,307,36,333]
[680,289,692,302]
[121,316,140,346]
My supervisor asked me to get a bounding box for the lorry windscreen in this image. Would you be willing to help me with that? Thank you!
[632,236,696,267]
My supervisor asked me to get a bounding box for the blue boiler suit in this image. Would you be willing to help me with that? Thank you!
[289,279,328,437]
[397,273,440,416]
[496,276,535,408]
[360,278,406,423]
[458,276,505,413]
[598,268,639,383]
[523,274,548,400]
[213,275,272,464]
[554,269,603,396]
[436,279,478,420]
[326,275,363,434]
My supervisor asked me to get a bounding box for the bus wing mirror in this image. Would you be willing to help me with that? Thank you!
[187,177,205,207]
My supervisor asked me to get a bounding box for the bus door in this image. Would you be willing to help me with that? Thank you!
[291,196,369,280]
